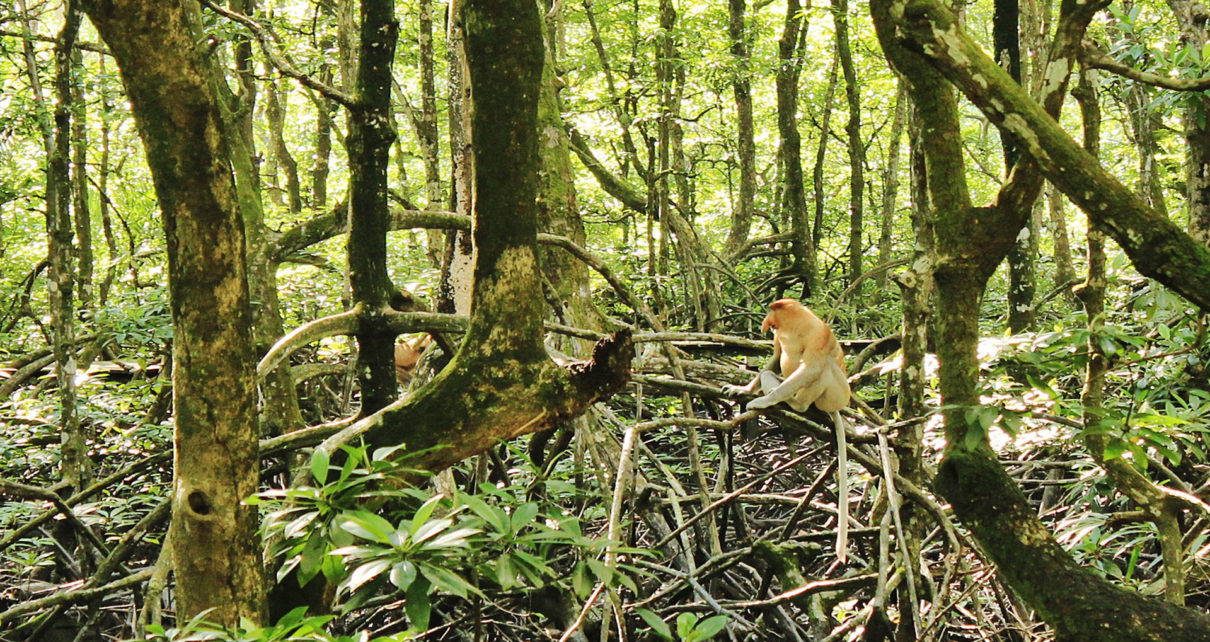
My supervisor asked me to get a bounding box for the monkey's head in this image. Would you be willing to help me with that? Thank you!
[761,298,806,333]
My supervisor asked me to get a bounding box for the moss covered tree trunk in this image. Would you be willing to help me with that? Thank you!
[80,0,264,626]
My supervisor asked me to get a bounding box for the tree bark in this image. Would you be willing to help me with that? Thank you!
[80,0,265,625]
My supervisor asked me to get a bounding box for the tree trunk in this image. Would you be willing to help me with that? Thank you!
[266,79,302,213]
[875,83,906,291]
[834,0,865,288]
[726,0,757,256]
[812,58,839,256]
[81,0,265,625]
[1166,0,1210,244]
[995,0,1036,333]
[49,2,88,491]
[346,0,399,416]
[778,0,815,295]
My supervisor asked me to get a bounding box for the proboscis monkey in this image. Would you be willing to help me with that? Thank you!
[726,298,853,561]
[394,334,432,385]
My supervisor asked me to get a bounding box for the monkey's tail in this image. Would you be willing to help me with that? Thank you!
[834,412,849,563]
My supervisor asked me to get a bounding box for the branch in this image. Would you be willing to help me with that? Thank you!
[199,0,357,109]
[271,205,464,262]
[567,127,649,213]
[256,310,467,379]
[1081,42,1210,92]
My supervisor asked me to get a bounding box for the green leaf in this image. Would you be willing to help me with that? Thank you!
[412,517,455,544]
[636,609,673,641]
[405,575,432,630]
[298,531,329,583]
[677,612,700,638]
[510,502,541,533]
[310,448,331,485]
[426,527,479,550]
[346,558,392,592]
[341,511,398,544]
[419,563,478,598]
[461,495,511,534]
[572,562,593,597]
[963,411,989,451]
[1103,437,1130,460]
[685,614,730,641]
[409,494,445,536]
[390,560,418,590]
[496,552,519,589]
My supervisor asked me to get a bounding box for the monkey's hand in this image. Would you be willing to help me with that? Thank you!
[722,383,753,397]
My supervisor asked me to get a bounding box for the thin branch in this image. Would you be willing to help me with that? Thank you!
[1082,42,1210,92]
[199,0,357,109]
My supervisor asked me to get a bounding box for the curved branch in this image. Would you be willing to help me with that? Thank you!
[256,310,467,379]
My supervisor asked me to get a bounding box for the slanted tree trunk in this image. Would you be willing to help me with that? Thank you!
[80,0,265,626]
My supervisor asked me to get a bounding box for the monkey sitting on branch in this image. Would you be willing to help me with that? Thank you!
[725,298,854,561]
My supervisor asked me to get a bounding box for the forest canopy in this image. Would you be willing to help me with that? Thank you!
[1,0,1210,640]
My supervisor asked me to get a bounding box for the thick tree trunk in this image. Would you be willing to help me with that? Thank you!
[80,0,264,625]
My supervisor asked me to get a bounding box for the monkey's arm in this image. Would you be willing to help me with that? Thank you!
[746,358,827,410]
